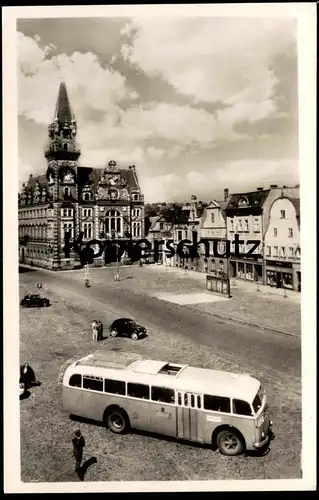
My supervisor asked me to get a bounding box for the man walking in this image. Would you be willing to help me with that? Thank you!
[72,429,85,473]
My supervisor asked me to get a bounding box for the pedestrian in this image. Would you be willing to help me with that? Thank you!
[92,320,98,342]
[97,320,104,341]
[19,363,36,389]
[72,429,85,473]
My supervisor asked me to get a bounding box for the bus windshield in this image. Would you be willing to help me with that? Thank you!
[252,386,265,414]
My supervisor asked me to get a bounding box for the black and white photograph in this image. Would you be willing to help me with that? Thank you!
[3,3,316,493]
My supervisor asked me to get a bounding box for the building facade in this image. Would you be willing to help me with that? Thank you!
[198,190,228,274]
[264,196,301,291]
[18,82,144,270]
[225,188,268,282]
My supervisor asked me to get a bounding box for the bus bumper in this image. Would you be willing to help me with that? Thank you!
[253,421,274,449]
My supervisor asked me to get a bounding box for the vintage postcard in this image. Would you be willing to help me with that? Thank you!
[3,3,316,493]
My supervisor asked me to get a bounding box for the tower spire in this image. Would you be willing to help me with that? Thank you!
[54,82,74,124]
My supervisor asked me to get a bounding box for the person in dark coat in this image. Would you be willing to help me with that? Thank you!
[97,320,104,341]
[19,363,36,389]
[72,429,85,472]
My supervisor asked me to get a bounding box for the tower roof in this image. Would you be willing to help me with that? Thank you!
[54,82,73,123]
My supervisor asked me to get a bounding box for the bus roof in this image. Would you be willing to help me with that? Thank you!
[65,352,260,402]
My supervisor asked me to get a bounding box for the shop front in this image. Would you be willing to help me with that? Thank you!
[265,260,294,290]
[229,258,263,282]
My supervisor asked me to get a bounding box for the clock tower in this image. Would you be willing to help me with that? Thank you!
[44,82,81,269]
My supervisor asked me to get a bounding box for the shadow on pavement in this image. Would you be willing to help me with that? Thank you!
[19,266,36,273]
[77,456,97,481]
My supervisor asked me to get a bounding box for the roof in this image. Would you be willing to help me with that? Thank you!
[74,351,142,371]
[21,165,139,197]
[226,190,270,210]
[65,353,260,402]
[289,197,300,218]
[54,82,73,123]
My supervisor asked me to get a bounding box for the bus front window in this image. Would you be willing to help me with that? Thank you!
[252,386,265,414]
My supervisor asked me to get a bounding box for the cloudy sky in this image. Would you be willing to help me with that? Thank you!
[17,16,299,202]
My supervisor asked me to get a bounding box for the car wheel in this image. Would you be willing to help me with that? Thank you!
[216,429,244,456]
[45,301,50,307]
[131,332,139,340]
[105,408,130,434]
[110,329,118,337]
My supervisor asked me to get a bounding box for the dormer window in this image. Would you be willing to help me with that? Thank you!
[83,192,91,201]
[63,143,69,150]
[238,197,248,207]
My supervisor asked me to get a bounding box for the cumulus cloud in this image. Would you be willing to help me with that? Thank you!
[18,31,137,126]
[121,18,296,119]
[17,22,299,203]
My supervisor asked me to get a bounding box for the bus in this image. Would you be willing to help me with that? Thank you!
[58,350,274,456]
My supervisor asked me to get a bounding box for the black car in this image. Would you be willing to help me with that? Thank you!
[109,318,146,340]
[20,294,50,308]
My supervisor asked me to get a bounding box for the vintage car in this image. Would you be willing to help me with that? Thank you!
[20,294,50,308]
[109,318,147,340]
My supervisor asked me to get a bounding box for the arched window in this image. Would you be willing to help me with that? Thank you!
[105,210,121,235]
[63,143,69,151]
[64,187,70,198]
[84,192,91,201]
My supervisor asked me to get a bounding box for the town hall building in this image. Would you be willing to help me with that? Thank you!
[18,82,145,270]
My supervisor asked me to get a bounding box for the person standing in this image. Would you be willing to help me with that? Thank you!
[92,320,98,342]
[72,429,85,473]
[97,320,104,341]
[19,363,36,389]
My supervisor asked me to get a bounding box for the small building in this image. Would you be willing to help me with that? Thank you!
[264,196,300,291]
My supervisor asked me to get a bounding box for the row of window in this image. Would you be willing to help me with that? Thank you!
[19,226,48,239]
[273,227,294,237]
[266,246,300,258]
[68,375,253,416]
[19,209,47,219]
[229,218,260,233]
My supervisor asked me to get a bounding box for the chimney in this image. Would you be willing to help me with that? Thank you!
[257,187,263,191]
[224,188,229,201]
[270,184,278,188]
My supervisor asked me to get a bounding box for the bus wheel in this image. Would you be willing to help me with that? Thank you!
[216,429,244,456]
[105,408,130,434]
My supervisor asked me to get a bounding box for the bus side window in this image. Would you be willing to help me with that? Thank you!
[184,393,188,406]
[190,394,195,408]
[204,394,230,413]
[151,386,175,404]
[104,378,126,395]
[178,392,182,406]
[197,395,201,409]
[127,383,150,400]
[83,376,103,392]
[69,374,82,388]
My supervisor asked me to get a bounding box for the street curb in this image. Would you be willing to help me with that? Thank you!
[186,306,299,338]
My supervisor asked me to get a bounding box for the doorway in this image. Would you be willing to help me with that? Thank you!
[276,271,282,289]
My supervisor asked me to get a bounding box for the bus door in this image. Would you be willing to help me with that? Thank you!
[176,392,203,442]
